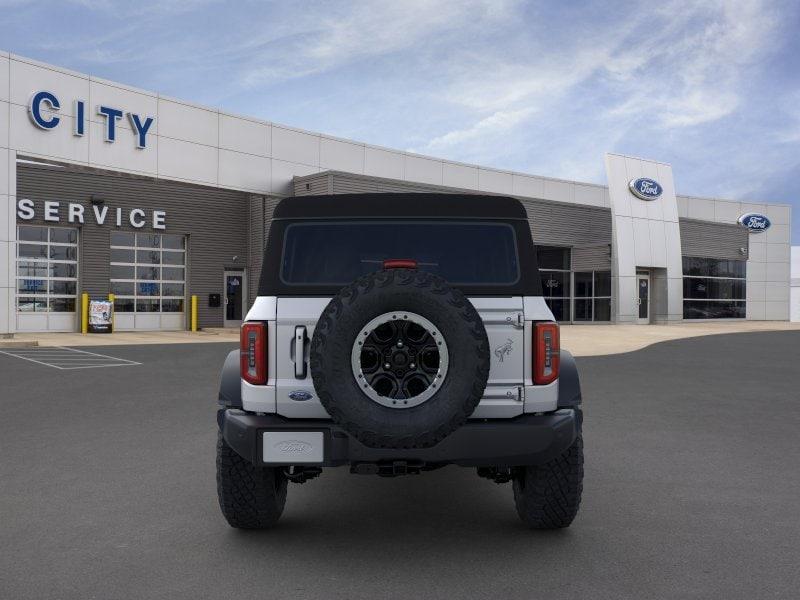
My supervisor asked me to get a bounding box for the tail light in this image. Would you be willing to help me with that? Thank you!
[241,322,267,385]
[383,258,418,269]
[533,322,560,385]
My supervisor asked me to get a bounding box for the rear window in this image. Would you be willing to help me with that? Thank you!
[280,221,520,286]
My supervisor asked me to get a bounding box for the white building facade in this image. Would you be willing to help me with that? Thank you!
[0,52,793,334]
[791,247,800,322]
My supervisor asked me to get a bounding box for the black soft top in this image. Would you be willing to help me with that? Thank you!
[260,193,541,297]
[273,193,529,221]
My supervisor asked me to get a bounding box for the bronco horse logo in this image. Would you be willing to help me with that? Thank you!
[494,338,514,362]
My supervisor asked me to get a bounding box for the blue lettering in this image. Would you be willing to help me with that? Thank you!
[74,100,85,136]
[128,113,155,149]
[29,91,155,148]
[29,91,61,129]
[97,105,124,142]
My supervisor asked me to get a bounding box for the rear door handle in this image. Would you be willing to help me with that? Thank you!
[294,326,307,379]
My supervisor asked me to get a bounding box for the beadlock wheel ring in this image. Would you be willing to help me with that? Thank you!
[350,311,449,409]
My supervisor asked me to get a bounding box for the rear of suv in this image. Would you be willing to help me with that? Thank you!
[216,193,584,529]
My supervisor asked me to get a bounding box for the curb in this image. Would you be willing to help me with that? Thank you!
[0,340,39,349]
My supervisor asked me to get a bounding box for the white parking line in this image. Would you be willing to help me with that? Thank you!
[0,346,141,370]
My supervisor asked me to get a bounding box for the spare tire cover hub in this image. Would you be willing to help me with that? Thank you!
[351,311,449,409]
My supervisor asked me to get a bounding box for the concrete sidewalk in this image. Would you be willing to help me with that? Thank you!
[1,328,239,348]
[561,321,800,356]
[2,321,798,355]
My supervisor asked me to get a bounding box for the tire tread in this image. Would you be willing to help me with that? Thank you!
[512,435,584,529]
[216,432,287,529]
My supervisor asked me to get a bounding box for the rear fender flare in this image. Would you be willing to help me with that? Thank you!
[557,350,582,408]
[218,350,242,417]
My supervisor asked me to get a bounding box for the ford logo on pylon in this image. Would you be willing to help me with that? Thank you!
[628,178,663,201]
[737,213,771,233]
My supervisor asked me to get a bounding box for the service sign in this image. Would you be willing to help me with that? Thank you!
[737,213,771,233]
[89,300,113,334]
[628,178,663,201]
[17,199,166,230]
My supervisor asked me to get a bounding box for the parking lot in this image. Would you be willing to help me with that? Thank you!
[1,331,798,600]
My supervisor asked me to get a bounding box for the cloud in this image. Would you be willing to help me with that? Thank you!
[237,0,517,88]
[1,0,797,240]
[604,0,778,128]
[409,0,784,180]
[413,107,535,154]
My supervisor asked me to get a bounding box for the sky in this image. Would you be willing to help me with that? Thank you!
[2,0,799,241]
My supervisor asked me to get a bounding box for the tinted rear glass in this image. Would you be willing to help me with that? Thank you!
[280,221,519,286]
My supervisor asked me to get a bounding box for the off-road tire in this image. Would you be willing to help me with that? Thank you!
[512,435,584,529]
[310,268,490,449]
[216,432,288,529]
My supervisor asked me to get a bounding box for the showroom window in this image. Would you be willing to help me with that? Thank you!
[573,271,612,322]
[16,225,78,312]
[537,246,571,321]
[110,232,186,313]
[682,257,746,319]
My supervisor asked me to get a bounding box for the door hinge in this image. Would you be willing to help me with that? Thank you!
[505,313,524,329]
[294,326,307,379]
[507,386,523,402]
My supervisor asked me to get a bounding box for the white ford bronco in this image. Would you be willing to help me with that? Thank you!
[216,193,584,529]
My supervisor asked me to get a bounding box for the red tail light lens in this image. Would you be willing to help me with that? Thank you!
[533,322,560,385]
[241,322,267,385]
[382,258,418,269]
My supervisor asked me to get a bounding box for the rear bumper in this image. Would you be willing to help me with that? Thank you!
[218,408,581,468]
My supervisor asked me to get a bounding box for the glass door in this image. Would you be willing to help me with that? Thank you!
[224,271,245,327]
[637,275,650,324]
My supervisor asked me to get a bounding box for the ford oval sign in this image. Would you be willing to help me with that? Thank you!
[288,390,313,401]
[737,213,771,233]
[628,178,663,201]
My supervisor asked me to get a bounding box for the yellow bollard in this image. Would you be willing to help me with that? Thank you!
[108,293,115,332]
[191,295,198,332]
[81,292,89,334]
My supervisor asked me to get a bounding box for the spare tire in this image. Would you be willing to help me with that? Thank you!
[310,268,490,449]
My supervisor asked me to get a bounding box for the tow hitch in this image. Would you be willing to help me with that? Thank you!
[350,460,425,477]
[476,467,513,484]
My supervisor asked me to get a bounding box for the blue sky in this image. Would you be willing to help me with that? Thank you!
[2,0,799,241]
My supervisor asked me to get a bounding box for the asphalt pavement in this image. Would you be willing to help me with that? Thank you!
[1,332,798,599]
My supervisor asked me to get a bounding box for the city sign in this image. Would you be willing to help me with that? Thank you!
[28,90,155,148]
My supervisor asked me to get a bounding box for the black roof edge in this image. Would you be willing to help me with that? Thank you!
[272,193,529,220]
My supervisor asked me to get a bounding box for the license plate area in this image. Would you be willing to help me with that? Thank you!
[262,431,324,464]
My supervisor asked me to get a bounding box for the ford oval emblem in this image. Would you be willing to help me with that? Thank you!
[275,440,313,454]
[628,178,663,201]
[737,213,771,233]
[288,390,313,402]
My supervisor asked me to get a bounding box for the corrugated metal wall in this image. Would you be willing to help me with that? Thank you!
[294,172,452,196]
[17,163,249,328]
[293,171,613,268]
[679,218,749,260]
[572,244,612,271]
[518,199,611,247]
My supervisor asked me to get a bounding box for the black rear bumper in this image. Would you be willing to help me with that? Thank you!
[218,408,581,468]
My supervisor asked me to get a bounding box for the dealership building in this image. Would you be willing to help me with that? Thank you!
[0,52,793,334]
